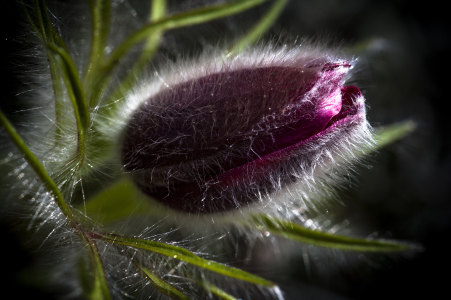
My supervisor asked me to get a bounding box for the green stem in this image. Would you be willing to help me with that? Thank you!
[0,110,111,299]
[33,0,52,42]
[46,44,90,130]
[252,215,412,252]
[136,0,167,68]
[0,111,75,226]
[83,231,112,300]
[46,44,90,163]
[199,280,237,300]
[106,0,167,110]
[23,0,69,140]
[48,57,65,139]
[91,0,268,106]
[132,261,190,300]
[228,0,288,55]
[107,0,267,71]
[84,0,111,97]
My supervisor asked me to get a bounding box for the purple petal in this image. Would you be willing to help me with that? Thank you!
[123,61,364,213]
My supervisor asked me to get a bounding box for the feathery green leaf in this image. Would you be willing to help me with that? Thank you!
[93,232,275,287]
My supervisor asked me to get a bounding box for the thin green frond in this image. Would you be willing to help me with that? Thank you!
[48,57,65,138]
[92,232,275,287]
[84,0,111,91]
[46,43,90,162]
[106,0,267,70]
[78,235,113,300]
[0,113,110,300]
[0,111,110,300]
[135,263,191,300]
[22,0,69,137]
[106,0,167,111]
[0,110,75,224]
[199,280,238,300]
[33,0,55,42]
[22,1,68,49]
[92,0,268,106]
[252,215,412,252]
[45,44,89,130]
[83,235,112,300]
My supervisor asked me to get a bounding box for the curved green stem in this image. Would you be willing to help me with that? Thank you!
[1,111,75,225]
[22,0,69,140]
[46,44,89,163]
[228,0,288,55]
[106,0,167,110]
[47,44,90,131]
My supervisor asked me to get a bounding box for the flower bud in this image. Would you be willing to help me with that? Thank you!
[122,49,368,213]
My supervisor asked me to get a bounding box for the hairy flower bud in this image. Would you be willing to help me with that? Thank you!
[122,49,368,213]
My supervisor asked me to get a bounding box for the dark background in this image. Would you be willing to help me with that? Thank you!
[2,0,450,299]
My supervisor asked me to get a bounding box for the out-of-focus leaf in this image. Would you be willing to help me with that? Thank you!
[345,38,389,54]
[373,120,416,150]
[81,178,153,224]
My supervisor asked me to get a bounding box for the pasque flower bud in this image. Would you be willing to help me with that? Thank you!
[122,48,368,213]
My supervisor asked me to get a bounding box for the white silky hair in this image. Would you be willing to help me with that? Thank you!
[102,41,373,218]
[0,1,379,299]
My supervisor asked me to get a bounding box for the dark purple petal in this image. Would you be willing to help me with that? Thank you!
[122,61,363,213]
